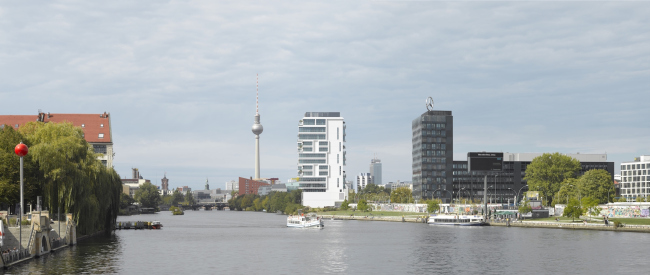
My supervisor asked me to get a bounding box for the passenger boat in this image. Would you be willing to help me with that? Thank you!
[427,214,486,226]
[287,213,324,228]
[151,221,162,229]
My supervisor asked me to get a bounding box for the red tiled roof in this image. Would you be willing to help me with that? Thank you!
[0,112,112,143]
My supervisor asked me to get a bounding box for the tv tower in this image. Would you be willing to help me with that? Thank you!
[251,74,263,179]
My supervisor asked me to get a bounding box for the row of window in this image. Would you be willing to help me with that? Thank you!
[622,182,649,188]
[622,163,648,170]
[299,127,326,132]
[299,153,326,158]
[622,170,648,176]
[621,176,649,182]
[298,134,326,140]
[299,159,326,164]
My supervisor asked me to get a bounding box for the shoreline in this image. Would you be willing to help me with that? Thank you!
[321,214,650,232]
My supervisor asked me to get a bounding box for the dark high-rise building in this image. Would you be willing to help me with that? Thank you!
[412,110,453,202]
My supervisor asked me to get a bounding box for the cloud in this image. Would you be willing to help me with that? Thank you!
[1,1,649,189]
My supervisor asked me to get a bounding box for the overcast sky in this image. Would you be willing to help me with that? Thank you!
[1,1,649,191]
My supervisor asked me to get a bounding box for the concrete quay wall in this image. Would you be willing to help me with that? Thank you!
[320,215,429,223]
[490,221,650,233]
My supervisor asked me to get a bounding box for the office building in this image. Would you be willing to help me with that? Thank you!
[297,112,347,207]
[412,110,453,201]
[620,156,650,201]
[370,157,382,185]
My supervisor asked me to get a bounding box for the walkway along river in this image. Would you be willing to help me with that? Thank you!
[3,210,650,274]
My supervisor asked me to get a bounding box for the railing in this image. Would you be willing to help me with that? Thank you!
[26,224,36,254]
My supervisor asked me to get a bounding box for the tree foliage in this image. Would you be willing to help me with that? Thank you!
[425,199,441,213]
[578,169,614,204]
[555,178,580,205]
[171,190,185,206]
[120,193,135,209]
[357,199,369,212]
[563,198,584,222]
[0,122,123,235]
[524,153,581,206]
[184,190,196,205]
[518,197,532,216]
[135,182,162,209]
[340,199,349,210]
[227,189,303,214]
[390,187,413,203]
[581,197,601,217]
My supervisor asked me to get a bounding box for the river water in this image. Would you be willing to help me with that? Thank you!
[3,210,649,274]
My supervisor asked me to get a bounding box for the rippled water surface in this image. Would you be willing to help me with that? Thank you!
[4,210,650,274]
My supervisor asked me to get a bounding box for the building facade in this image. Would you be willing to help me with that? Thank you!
[412,110,453,201]
[620,156,650,201]
[369,157,382,185]
[0,111,114,168]
[356,173,372,192]
[297,112,347,207]
[238,177,269,196]
[451,153,614,204]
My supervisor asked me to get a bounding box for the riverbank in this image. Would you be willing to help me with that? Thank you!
[321,214,650,232]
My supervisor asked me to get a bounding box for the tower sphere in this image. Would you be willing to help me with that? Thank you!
[252,123,263,135]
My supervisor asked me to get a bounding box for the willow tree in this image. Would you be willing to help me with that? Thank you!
[0,125,41,210]
[20,122,122,235]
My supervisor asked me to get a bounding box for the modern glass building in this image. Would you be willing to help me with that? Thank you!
[412,110,453,202]
[297,112,347,207]
[369,157,382,186]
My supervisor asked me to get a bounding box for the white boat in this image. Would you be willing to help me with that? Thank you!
[287,213,324,228]
[428,214,486,226]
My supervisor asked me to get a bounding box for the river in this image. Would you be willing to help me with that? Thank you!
[3,210,649,274]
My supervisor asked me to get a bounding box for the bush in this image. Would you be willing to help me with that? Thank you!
[613,220,624,228]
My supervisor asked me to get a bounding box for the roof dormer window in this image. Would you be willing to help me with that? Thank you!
[99,133,104,139]
[81,124,85,128]
[100,124,104,128]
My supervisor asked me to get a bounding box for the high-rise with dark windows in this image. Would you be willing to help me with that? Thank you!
[412,110,453,202]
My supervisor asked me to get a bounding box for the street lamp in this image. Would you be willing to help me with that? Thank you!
[516,185,528,206]
[14,142,28,258]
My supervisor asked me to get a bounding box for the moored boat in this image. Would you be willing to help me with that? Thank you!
[287,213,324,228]
[151,221,162,229]
[427,214,486,226]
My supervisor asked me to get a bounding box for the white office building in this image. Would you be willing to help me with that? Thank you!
[357,173,372,192]
[297,112,347,207]
[620,156,650,201]
[369,157,382,185]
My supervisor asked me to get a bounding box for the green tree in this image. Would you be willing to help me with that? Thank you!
[581,197,601,218]
[578,169,614,204]
[425,199,441,213]
[391,187,413,203]
[617,197,628,202]
[636,196,647,202]
[563,198,584,222]
[340,199,349,210]
[518,197,532,217]
[171,190,184,206]
[0,126,41,209]
[357,199,369,212]
[555,178,581,205]
[524,153,581,206]
[184,190,196,205]
[120,193,135,209]
[135,182,162,209]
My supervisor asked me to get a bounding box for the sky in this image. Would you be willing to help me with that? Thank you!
[1,1,649,191]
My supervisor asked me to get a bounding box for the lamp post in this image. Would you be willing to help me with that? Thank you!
[516,185,528,206]
[14,142,28,257]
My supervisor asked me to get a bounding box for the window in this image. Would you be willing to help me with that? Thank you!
[303,147,312,152]
[299,159,326,164]
[93,145,107,154]
[319,147,328,152]
[319,165,328,170]
[337,128,339,139]
[81,124,85,128]
[319,171,328,176]
[299,153,326,158]
[303,141,313,145]
[339,142,341,152]
[98,133,104,139]
[298,134,326,140]
[319,141,328,146]
[337,154,339,164]
[100,124,104,128]
[303,119,315,125]
[316,119,326,125]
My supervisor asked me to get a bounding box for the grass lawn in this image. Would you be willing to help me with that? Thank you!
[529,216,650,225]
[313,209,425,217]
